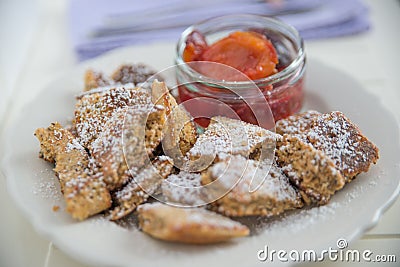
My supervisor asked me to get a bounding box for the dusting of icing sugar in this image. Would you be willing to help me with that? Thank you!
[53,129,63,141]
[368,180,377,186]
[300,111,379,180]
[32,170,61,201]
[76,83,137,98]
[64,175,88,198]
[275,110,320,135]
[65,138,85,152]
[112,157,171,208]
[88,214,137,232]
[112,64,158,86]
[114,175,148,203]
[74,85,152,148]
[63,171,107,200]
[188,116,278,159]
[209,155,299,203]
[157,155,173,163]
[254,202,340,235]
[162,172,204,205]
[89,103,163,189]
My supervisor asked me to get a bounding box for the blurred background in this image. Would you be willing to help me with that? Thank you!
[1,0,399,120]
[0,0,393,111]
[0,0,399,266]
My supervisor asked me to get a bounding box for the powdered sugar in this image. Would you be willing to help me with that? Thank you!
[276,111,379,182]
[209,155,300,203]
[77,83,136,98]
[300,111,379,180]
[162,172,204,205]
[65,138,85,153]
[256,202,340,235]
[32,170,61,201]
[114,162,164,202]
[111,64,159,86]
[276,110,320,135]
[188,116,278,159]
[74,85,152,148]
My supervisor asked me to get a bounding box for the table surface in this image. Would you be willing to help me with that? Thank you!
[0,0,399,266]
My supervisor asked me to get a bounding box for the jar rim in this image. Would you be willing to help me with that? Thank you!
[176,14,305,87]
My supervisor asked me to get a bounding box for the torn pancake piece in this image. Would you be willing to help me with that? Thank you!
[151,80,197,156]
[137,203,249,244]
[35,122,111,220]
[108,156,173,221]
[299,111,379,182]
[34,122,73,163]
[83,69,112,91]
[111,63,158,86]
[202,155,303,217]
[276,134,345,205]
[276,111,379,182]
[187,116,278,171]
[90,104,166,191]
[74,85,152,149]
[275,110,321,135]
[161,171,205,206]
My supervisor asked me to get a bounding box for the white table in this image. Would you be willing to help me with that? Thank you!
[0,0,399,266]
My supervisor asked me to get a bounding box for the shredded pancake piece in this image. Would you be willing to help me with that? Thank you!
[276,110,321,135]
[84,69,112,91]
[187,116,278,171]
[35,122,111,220]
[276,111,379,182]
[152,80,197,157]
[276,134,346,205]
[161,171,205,206]
[108,156,173,221]
[74,85,152,149]
[91,104,166,191]
[202,155,303,216]
[137,202,249,244]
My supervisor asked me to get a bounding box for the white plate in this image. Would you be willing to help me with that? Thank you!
[1,44,400,267]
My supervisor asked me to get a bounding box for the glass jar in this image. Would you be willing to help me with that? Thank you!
[175,14,306,128]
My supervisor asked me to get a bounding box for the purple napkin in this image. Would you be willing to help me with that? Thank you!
[69,0,370,61]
